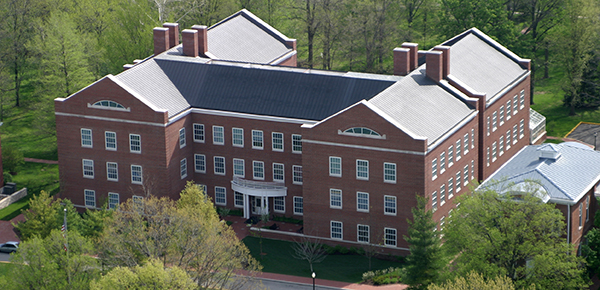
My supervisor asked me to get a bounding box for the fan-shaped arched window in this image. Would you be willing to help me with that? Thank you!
[339,127,385,139]
[88,100,130,111]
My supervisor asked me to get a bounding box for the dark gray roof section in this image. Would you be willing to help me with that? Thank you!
[444,31,527,101]
[116,57,399,119]
[369,68,475,143]
[206,9,294,64]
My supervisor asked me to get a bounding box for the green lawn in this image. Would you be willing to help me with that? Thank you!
[242,236,404,283]
[0,262,13,276]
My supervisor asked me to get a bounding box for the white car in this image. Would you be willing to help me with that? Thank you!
[0,241,19,253]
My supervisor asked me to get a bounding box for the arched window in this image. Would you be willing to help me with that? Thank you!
[92,100,126,109]
[343,127,381,137]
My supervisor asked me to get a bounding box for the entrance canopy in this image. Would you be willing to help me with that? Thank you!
[231,177,287,218]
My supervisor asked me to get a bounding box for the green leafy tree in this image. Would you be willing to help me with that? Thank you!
[1,146,24,174]
[428,271,518,290]
[403,196,446,290]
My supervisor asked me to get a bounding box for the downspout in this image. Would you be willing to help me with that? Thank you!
[567,204,571,244]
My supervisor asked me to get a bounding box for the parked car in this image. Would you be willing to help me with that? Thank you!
[0,241,19,253]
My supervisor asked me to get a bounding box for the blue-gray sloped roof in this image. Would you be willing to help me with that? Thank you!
[369,68,475,143]
[480,143,600,204]
[115,57,399,119]
[443,30,527,102]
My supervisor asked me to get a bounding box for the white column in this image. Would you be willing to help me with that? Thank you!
[244,194,250,219]
[265,195,269,215]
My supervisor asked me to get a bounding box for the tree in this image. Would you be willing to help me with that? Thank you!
[428,271,518,290]
[443,189,589,289]
[2,146,24,174]
[292,235,327,272]
[403,196,445,290]
[90,258,195,290]
[98,182,261,290]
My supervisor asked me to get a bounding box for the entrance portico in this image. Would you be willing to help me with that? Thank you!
[231,177,287,219]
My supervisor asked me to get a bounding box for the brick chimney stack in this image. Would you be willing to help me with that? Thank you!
[393,47,410,76]
[192,25,208,57]
[426,50,444,83]
[402,43,419,72]
[153,27,169,56]
[163,23,180,48]
[182,29,199,57]
[433,46,451,78]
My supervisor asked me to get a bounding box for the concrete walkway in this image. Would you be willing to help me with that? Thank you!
[23,158,58,164]
[256,272,407,290]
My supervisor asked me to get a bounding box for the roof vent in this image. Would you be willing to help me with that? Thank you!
[537,144,562,161]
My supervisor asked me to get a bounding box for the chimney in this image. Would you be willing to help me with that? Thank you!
[153,27,169,56]
[192,25,208,56]
[433,46,450,78]
[285,39,297,50]
[426,50,443,83]
[393,47,410,76]
[162,23,180,48]
[401,43,418,72]
[182,29,199,57]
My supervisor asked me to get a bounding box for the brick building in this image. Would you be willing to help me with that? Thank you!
[55,10,537,252]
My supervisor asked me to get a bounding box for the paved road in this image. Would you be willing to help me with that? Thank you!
[248,278,343,290]
[0,252,11,262]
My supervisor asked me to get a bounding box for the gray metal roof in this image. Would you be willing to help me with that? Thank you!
[444,31,527,102]
[480,143,600,204]
[369,68,474,143]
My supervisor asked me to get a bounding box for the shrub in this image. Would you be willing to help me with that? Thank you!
[362,267,404,285]
[3,172,13,183]
[2,146,24,174]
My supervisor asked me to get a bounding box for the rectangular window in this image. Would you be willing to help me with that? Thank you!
[579,203,583,228]
[432,191,438,212]
[274,196,285,213]
[131,165,142,184]
[356,160,369,180]
[292,134,302,153]
[198,184,207,195]
[330,189,342,209]
[107,162,118,181]
[432,158,438,180]
[180,158,187,179]
[252,130,263,149]
[384,162,396,183]
[195,154,206,173]
[456,140,462,160]
[506,130,511,150]
[193,124,205,143]
[513,125,518,144]
[331,221,343,240]
[520,90,525,109]
[232,128,244,147]
[486,147,490,166]
[384,228,397,247]
[448,177,454,199]
[133,195,144,207]
[456,171,462,193]
[253,161,264,180]
[471,160,475,180]
[464,133,469,155]
[513,95,518,115]
[179,128,186,148]
[213,126,224,145]
[81,128,92,148]
[293,165,303,184]
[384,195,396,215]
[499,136,504,155]
[83,159,94,178]
[499,105,505,126]
[357,192,369,212]
[105,131,117,150]
[486,116,490,136]
[329,157,342,177]
[234,192,244,208]
[273,163,284,182]
[471,129,475,149]
[357,224,370,243]
[464,165,469,186]
[108,192,119,209]
[492,111,497,132]
[233,158,245,177]
[587,196,590,222]
[506,100,512,120]
[129,134,141,153]
[440,185,446,205]
[84,189,96,208]
[215,187,226,206]
[520,119,525,139]
[448,145,454,167]
[272,132,283,151]
[214,156,225,175]
[492,141,497,162]
[440,152,446,173]
[293,196,303,215]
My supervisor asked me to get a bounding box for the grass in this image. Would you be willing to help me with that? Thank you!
[242,236,405,283]
[0,263,13,276]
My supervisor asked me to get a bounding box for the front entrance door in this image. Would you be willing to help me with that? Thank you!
[251,196,262,215]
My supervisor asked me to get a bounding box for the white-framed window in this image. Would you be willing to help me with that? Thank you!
[215,186,226,206]
[357,224,370,243]
[587,196,590,222]
[384,228,397,247]
[232,128,244,147]
[513,125,518,144]
[513,95,518,115]
[293,165,303,184]
[448,145,454,167]
[214,156,225,175]
[440,152,446,173]
[197,184,207,195]
[132,195,144,207]
[272,132,283,151]
[331,221,343,240]
[253,161,264,180]
[213,126,224,145]
[274,196,285,213]
[456,140,462,160]
[579,203,583,229]
[357,192,369,212]
[179,128,186,148]
[471,160,475,180]
[492,141,497,162]
[105,131,117,150]
[293,196,303,215]
[432,191,438,212]
[81,128,92,148]
[448,177,454,199]
[131,165,143,184]
[107,162,118,181]
[129,134,141,153]
[492,111,497,132]
[432,158,438,180]
[180,158,187,179]
[356,159,369,180]
[195,154,206,173]
[506,130,512,150]
[463,165,469,186]
[464,133,469,155]
[520,90,525,109]
[84,189,96,208]
[471,129,475,149]
[506,100,512,120]
[384,162,396,183]
[486,116,490,136]
[486,147,490,166]
[235,192,244,208]
[329,157,342,177]
[499,136,504,155]
[440,185,446,205]
[233,158,245,177]
[499,105,505,126]
[273,163,284,182]
[330,189,342,209]
[384,195,396,215]
[252,130,263,149]
[292,134,302,153]
[83,159,94,178]
[456,171,462,193]
[193,123,205,143]
[108,192,119,209]
[520,119,525,139]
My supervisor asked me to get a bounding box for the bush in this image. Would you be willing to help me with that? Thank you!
[3,172,12,183]
[2,146,24,174]
[362,267,404,285]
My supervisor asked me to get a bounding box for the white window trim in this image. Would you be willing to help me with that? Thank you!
[234,192,244,208]
[292,134,302,154]
[215,186,227,206]
[84,189,96,208]
[252,130,264,150]
[383,162,397,184]
[81,128,92,148]
[357,224,370,243]
[83,159,94,179]
[274,196,285,213]
[233,158,245,178]
[193,123,205,143]
[253,161,265,180]
[195,154,206,173]
[107,162,118,182]
[213,126,224,145]
[105,131,117,151]
[329,156,342,177]
[180,158,187,179]
[384,227,397,247]
[273,162,284,183]
[272,132,284,152]
[179,128,186,148]
[384,195,397,216]
[293,165,303,185]
[293,196,303,215]
[214,156,226,176]
[356,159,369,181]
[331,221,343,240]
[357,192,369,213]
[108,192,119,209]
[129,134,141,153]
[456,140,462,161]
[330,189,342,209]
[131,165,143,184]
[232,128,244,148]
